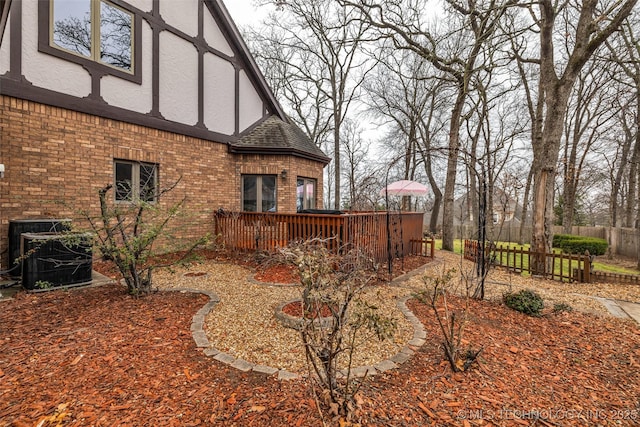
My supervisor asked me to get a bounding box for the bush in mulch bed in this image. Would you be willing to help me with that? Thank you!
[503,289,545,316]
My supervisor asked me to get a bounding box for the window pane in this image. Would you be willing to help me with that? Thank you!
[242,176,257,212]
[139,163,157,202]
[52,0,92,57]
[115,162,133,201]
[296,179,304,212]
[306,181,316,209]
[100,1,132,71]
[261,176,277,212]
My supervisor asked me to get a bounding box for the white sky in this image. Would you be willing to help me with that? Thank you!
[223,0,266,28]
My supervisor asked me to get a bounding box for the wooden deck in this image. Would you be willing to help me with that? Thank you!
[214,211,425,262]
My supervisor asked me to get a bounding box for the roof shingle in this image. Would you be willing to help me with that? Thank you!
[231,116,330,164]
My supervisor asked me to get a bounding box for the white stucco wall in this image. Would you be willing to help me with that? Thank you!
[203,8,234,58]
[126,0,153,13]
[0,15,10,75]
[238,70,263,131]
[101,21,153,113]
[21,0,91,98]
[160,0,198,38]
[159,31,198,125]
[203,53,235,134]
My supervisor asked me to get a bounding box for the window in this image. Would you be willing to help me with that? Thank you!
[114,160,158,203]
[49,0,134,73]
[242,175,277,212]
[297,178,316,211]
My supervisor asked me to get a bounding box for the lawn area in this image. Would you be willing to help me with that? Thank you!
[435,239,640,276]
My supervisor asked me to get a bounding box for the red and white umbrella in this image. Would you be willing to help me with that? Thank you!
[380,180,429,197]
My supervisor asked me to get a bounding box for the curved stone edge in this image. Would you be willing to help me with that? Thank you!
[170,281,428,381]
[274,298,336,330]
[388,257,444,286]
[168,287,301,381]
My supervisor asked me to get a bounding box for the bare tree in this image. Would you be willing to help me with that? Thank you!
[340,0,516,251]
[560,59,621,233]
[364,50,446,215]
[341,119,379,210]
[252,0,374,210]
[606,17,640,238]
[525,0,637,273]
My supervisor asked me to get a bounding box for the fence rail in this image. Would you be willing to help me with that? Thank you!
[463,240,591,283]
[410,238,436,258]
[215,211,425,263]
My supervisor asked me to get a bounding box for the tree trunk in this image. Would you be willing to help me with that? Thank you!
[518,167,533,245]
[531,76,573,274]
[625,99,640,228]
[442,87,465,251]
[334,115,341,210]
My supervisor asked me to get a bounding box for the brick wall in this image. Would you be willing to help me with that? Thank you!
[0,96,325,268]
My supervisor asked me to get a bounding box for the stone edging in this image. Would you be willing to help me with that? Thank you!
[175,276,429,380]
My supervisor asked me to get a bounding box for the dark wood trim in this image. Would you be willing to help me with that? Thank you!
[151,0,160,116]
[0,0,11,46]
[8,0,19,78]
[197,0,204,128]
[205,0,287,121]
[38,1,142,85]
[234,65,240,135]
[0,81,237,144]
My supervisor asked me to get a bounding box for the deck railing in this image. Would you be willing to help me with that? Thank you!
[214,211,425,262]
[463,240,591,283]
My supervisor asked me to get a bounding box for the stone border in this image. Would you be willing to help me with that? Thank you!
[179,279,429,381]
[274,298,337,330]
[171,287,301,380]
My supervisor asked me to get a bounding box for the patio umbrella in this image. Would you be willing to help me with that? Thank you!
[380,180,429,197]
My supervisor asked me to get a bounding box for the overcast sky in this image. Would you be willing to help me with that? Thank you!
[224,0,266,28]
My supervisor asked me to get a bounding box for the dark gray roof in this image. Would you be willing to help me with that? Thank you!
[231,116,330,164]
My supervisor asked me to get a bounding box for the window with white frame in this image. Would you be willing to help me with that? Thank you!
[296,178,316,211]
[50,0,134,73]
[114,160,158,203]
[242,175,277,212]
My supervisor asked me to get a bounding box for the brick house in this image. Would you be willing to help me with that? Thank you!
[0,0,330,268]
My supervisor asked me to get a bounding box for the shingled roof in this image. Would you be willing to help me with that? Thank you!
[230,116,331,164]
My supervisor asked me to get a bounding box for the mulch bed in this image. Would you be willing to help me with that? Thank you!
[2,263,640,425]
[253,255,433,286]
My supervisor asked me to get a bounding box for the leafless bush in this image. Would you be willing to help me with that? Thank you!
[416,268,482,372]
[279,239,396,425]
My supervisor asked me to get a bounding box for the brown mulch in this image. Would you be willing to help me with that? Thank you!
[2,259,640,425]
[253,255,433,286]
[254,264,299,284]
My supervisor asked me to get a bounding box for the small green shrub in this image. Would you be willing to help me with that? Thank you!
[503,289,544,316]
[552,234,608,256]
[552,302,573,313]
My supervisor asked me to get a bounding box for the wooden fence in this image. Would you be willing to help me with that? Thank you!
[463,240,591,283]
[214,211,425,263]
[410,238,436,258]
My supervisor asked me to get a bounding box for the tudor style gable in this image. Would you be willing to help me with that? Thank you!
[0,0,287,144]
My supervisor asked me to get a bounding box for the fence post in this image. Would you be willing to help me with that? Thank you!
[583,250,591,283]
[430,237,435,258]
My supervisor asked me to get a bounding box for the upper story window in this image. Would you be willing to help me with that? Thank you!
[51,0,133,72]
[40,0,140,82]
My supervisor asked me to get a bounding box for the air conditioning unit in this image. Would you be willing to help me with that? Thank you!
[20,232,93,290]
